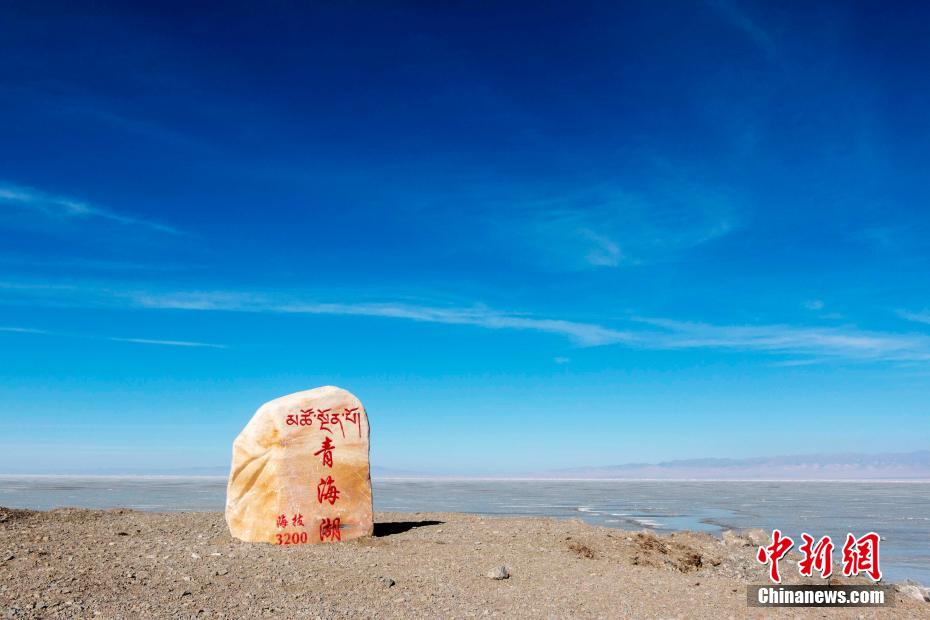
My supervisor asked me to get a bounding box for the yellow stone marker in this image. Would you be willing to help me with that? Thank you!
[225,386,373,544]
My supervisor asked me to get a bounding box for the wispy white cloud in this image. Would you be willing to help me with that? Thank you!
[633,317,930,363]
[128,289,930,363]
[705,0,779,62]
[496,181,736,271]
[802,300,845,320]
[898,309,930,325]
[6,283,930,363]
[106,337,227,349]
[579,228,623,267]
[0,323,224,349]
[769,358,827,368]
[129,291,634,346]
[0,254,200,272]
[0,182,181,235]
[0,326,50,334]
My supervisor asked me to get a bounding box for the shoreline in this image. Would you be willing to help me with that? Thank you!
[3,474,930,482]
[2,507,928,618]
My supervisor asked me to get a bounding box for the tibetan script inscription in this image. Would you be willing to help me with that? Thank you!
[225,386,373,544]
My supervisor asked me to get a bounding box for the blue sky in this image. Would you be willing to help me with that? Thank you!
[1,1,929,474]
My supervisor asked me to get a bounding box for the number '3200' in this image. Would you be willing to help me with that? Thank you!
[276,531,309,545]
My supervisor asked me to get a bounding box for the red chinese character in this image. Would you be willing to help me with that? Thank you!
[285,414,298,426]
[291,513,304,527]
[315,409,334,433]
[343,407,361,437]
[275,513,288,529]
[317,476,340,505]
[756,529,794,583]
[314,437,334,468]
[842,532,882,581]
[299,408,314,426]
[320,517,341,542]
[798,533,833,578]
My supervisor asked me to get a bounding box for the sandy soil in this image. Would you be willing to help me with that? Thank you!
[1,506,927,618]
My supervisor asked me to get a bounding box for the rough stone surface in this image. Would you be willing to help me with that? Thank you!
[899,584,930,603]
[225,385,372,544]
[486,565,510,580]
[378,576,396,588]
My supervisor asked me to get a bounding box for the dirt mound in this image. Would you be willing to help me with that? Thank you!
[0,506,37,524]
[632,531,721,573]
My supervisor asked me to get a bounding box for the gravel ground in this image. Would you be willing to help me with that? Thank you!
[1,507,927,618]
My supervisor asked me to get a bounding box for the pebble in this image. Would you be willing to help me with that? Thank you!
[379,576,395,588]
[897,584,930,603]
[486,566,510,580]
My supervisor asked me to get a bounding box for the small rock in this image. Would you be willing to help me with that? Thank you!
[742,528,769,547]
[215,568,229,576]
[2,554,13,561]
[191,553,201,560]
[486,565,510,580]
[897,584,930,603]
[378,576,395,588]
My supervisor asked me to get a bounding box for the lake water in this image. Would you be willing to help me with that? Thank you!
[1,476,928,584]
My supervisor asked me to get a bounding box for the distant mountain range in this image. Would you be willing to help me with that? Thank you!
[529,450,930,480]
[368,451,930,480]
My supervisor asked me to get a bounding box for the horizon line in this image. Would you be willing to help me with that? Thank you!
[2,473,930,483]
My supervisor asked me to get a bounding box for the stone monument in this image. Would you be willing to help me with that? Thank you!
[225,386,373,544]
